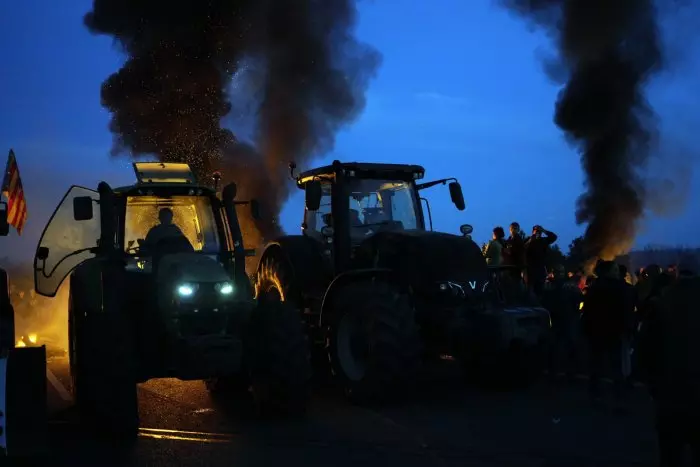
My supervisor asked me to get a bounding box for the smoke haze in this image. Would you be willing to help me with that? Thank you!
[84,0,380,244]
[500,0,667,263]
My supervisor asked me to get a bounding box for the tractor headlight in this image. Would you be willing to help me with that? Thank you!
[177,283,197,297]
[215,282,234,295]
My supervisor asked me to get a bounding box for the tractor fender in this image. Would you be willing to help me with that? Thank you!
[319,268,399,329]
[257,235,329,300]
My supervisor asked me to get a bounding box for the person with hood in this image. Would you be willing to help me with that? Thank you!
[484,226,506,266]
[638,269,699,466]
[580,260,629,403]
[524,225,558,297]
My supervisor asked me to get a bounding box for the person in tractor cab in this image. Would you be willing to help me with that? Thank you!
[141,207,193,255]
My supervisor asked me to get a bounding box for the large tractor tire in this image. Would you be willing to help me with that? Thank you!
[326,281,422,404]
[255,249,332,377]
[255,250,298,305]
[69,262,139,439]
[245,300,310,416]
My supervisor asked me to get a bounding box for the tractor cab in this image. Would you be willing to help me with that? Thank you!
[294,160,466,272]
[296,161,465,238]
[34,162,256,298]
[299,164,424,243]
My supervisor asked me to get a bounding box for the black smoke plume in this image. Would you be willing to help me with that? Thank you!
[500,0,665,264]
[84,0,379,243]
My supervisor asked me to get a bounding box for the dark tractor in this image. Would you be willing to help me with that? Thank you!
[33,163,310,438]
[254,160,550,402]
[0,202,47,457]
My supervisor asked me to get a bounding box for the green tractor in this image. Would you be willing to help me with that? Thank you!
[254,160,550,402]
[33,163,310,438]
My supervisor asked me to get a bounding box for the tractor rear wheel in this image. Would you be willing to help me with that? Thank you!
[246,300,311,416]
[326,281,422,404]
[69,263,139,439]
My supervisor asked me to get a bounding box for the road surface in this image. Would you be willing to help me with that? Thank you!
[37,352,658,467]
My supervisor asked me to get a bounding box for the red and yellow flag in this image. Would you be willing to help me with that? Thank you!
[2,150,28,235]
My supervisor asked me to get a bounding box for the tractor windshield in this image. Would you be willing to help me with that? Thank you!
[347,179,420,242]
[124,195,220,255]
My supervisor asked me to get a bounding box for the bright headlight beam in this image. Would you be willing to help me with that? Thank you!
[219,283,233,295]
[178,284,195,297]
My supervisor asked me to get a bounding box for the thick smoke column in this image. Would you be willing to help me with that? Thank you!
[501,0,664,264]
[84,1,379,242]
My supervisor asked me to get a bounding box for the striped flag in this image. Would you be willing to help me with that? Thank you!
[2,150,28,235]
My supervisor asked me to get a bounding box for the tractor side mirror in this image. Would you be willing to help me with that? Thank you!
[449,182,466,211]
[0,202,8,236]
[460,224,473,236]
[222,182,238,203]
[250,199,261,220]
[305,180,322,211]
[73,196,94,221]
[37,246,49,260]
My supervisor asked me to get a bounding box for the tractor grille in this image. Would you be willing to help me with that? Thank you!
[177,312,229,337]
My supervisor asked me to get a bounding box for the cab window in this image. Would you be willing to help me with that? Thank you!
[123,195,220,254]
[303,183,333,234]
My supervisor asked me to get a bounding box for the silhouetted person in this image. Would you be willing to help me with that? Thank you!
[524,225,558,297]
[617,264,637,384]
[542,264,583,380]
[142,208,190,254]
[503,222,525,280]
[581,261,628,404]
[639,271,700,467]
[484,226,505,266]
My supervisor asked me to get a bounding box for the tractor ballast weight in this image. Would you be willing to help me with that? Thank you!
[33,163,310,438]
[255,160,550,402]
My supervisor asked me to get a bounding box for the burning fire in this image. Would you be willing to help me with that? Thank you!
[16,333,39,348]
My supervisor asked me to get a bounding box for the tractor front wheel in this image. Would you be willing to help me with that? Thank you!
[245,300,311,416]
[326,281,422,404]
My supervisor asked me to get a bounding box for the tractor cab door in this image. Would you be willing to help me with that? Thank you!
[34,186,101,297]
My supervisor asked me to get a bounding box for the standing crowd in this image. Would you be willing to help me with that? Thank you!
[544,261,699,466]
[479,223,699,466]
[482,221,558,296]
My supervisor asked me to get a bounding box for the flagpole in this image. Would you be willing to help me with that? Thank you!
[1,149,11,203]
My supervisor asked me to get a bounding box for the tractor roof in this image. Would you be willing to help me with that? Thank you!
[297,160,425,186]
[113,162,216,196]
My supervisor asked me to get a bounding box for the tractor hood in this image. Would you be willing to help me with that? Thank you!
[353,230,489,287]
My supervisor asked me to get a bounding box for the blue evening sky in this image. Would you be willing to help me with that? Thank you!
[0,0,698,261]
